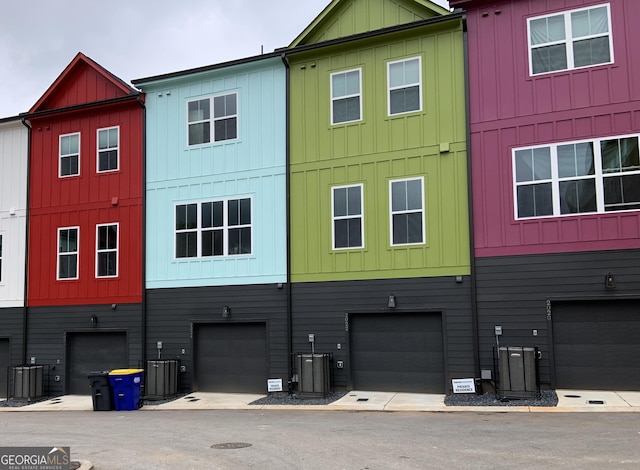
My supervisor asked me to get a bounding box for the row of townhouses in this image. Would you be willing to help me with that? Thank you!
[1,0,638,397]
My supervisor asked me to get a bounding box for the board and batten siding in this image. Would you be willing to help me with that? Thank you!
[0,119,28,307]
[289,20,470,282]
[26,303,143,396]
[0,307,25,367]
[474,249,640,386]
[462,0,640,257]
[141,57,286,288]
[291,276,474,391]
[145,284,288,393]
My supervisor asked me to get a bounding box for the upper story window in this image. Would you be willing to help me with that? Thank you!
[390,177,425,246]
[96,223,118,278]
[331,68,362,124]
[187,93,238,146]
[332,184,364,249]
[513,134,640,219]
[175,197,252,258]
[59,133,80,177]
[528,4,613,76]
[388,57,422,115]
[97,127,119,172]
[58,227,79,280]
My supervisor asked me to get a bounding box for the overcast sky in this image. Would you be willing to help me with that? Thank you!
[0,0,450,118]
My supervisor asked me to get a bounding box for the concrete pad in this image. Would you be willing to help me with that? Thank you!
[384,392,446,411]
[143,392,265,411]
[556,390,631,408]
[329,391,395,410]
[9,395,93,412]
[617,391,640,406]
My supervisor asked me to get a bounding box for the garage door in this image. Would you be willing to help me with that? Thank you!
[0,339,9,398]
[194,323,268,393]
[67,332,127,395]
[350,313,444,393]
[553,300,640,390]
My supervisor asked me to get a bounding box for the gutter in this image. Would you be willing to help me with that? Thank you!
[21,94,141,120]
[20,117,32,365]
[280,52,294,390]
[461,14,481,378]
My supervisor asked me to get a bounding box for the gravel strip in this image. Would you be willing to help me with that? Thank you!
[250,391,348,406]
[445,390,558,407]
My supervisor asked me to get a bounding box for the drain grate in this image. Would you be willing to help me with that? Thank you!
[188,398,200,402]
[211,443,252,450]
[357,398,369,402]
[588,400,605,405]
[563,395,581,399]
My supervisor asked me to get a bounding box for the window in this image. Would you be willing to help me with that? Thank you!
[388,57,422,115]
[96,224,118,277]
[175,198,252,258]
[390,178,425,245]
[331,69,362,124]
[59,133,80,177]
[332,185,363,249]
[513,134,640,219]
[528,4,613,75]
[187,93,238,145]
[97,127,119,172]
[58,227,79,280]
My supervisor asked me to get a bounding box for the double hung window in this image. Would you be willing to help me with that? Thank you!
[96,223,118,277]
[59,133,80,177]
[331,69,362,124]
[390,178,425,245]
[514,134,640,219]
[58,227,79,280]
[97,127,119,172]
[332,185,363,249]
[528,4,613,75]
[388,57,422,115]
[187,93,238,145]
[175,198,252,258]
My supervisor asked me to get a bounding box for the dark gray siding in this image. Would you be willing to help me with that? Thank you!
[291,276,474,393]
[0,307,24,367]
[145,284,288,393]
[27,304,143,396]
[475,249,640,387]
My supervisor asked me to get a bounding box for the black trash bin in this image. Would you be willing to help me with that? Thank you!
[88,371,114,411]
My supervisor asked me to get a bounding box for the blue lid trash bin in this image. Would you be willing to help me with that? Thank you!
[109,369,144,411]
[88,371,114,411]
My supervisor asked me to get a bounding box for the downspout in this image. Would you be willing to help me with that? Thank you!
[280,52,293,391]
[20,117,32,366]
[137,95,147,369]
[461,14,481,379]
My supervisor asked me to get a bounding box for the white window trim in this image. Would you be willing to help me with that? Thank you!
[173,197,253,259]
[389,177,426,246]
[387,56,423,116]
[95,223,119,278]
[330,68,363,125]
[527,3,614,77]
[512,133,640,220]
[186,92,240,147]
[57,226,79,281]
[331,184,365,250]
[59,132,80,178]
[96,126,120,173]
[0,233,3,285]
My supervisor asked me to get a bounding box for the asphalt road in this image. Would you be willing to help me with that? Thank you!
[1,410,639,469]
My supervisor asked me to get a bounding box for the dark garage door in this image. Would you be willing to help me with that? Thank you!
[194,323,268,393]
[553,300,640,390]
[67,332,127,395]
[0,339,9,398]
[350,313,444,393]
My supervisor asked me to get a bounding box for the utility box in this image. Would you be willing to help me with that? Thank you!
[12,366,43,400]
[146,360,177,399]
[498,346,538,399]
[296,353,331,397]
